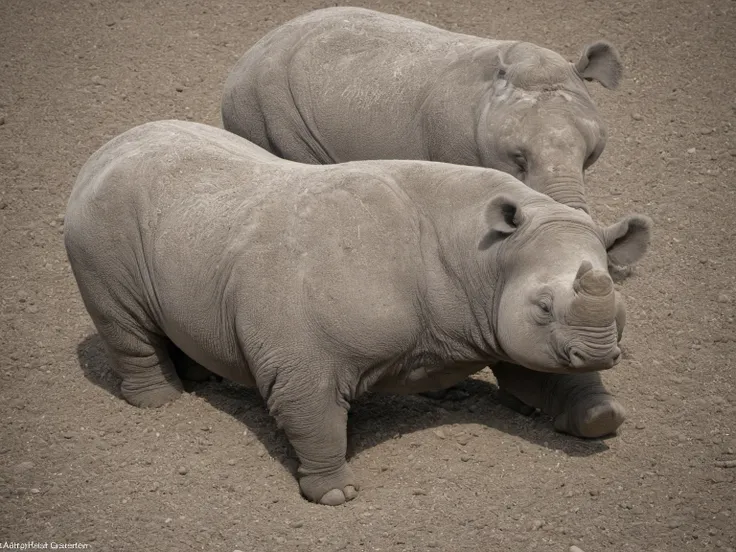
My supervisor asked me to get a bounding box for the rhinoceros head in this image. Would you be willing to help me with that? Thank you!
[484,193,650,373]
[477,41,623,212]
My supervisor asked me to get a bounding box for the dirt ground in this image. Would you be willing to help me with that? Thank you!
[1,0,735,550]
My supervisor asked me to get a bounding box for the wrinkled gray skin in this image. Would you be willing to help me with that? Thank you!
[65,121,651,505]
[221,8,636,438]
[222,7,622,212]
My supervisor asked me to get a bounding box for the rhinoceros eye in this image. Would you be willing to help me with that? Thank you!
[533,292,554,323]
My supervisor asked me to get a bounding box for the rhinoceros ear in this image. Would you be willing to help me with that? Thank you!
[575,41,623,90]
[485,195,521,234]
[602,214,652,266]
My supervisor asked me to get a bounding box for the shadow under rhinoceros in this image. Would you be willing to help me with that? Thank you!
[76,333,611,481]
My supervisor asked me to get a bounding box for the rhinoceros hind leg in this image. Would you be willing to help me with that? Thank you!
[98,326,183,408]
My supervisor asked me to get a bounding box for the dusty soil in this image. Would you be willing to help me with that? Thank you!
[1,0,735,550]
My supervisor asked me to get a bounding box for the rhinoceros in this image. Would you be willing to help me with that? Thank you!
[221,7,636,438]
[222,7,622,212]
[65,121,650,505]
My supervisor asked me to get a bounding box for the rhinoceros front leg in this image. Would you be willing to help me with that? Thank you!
[491,362,626,438]
[262,365,358,505]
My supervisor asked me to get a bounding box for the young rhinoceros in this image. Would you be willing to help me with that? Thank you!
[221,7,637,438]
[64,121,650,505]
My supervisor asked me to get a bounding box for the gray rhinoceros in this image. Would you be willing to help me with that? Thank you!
[221,7,635,438]
[65,121,650,505]
[222,7,622,212]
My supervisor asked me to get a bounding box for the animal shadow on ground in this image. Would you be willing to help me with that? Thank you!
[77,334,610,479]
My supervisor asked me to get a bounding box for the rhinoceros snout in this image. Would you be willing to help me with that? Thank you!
[568,345,621,371]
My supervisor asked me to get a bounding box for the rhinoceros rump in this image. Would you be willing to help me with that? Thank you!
[65,121,651,505]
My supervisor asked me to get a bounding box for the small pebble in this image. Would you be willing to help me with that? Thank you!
[227,459,236,466]
[15,461,34,472]
[433,429,446,440]
[177,466,188,475]
[456,435,471,446]
[687,147,696,154]
[91,75,104,86]
[532,519,544,530]
[176,86,185,92]
[700,128,713,135]
[632,113,643,121]
[635,422,645,429]
[714,459,736,468]
[717,294,732,304]
[0,116,5,125]
[570,546,585,552]
[460,455,470,462]
[164,518,172,524]
[291,521,304,528]
[668,519,682,529]
[589,489,599,496]
[30,488,40,494]
[412,488,427,496]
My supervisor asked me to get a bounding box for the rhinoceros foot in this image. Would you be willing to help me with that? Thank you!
[121,379,183,408]
[553,397,626,439]
[299,463,360,506]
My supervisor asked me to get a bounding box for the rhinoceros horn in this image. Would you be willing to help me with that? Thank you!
[569,261,615,327]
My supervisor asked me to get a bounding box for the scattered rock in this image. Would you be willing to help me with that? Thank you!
[687,147,696,154]
[717,294,732,304]
[460,455,470,462]
[532,519,544,530]
[164,517,172,524]
[106,20,116,26]
[456,434,472,446]
[91,75,104,86]
[668,519,682,529]
[0,201,7,209]
[411,488,427,496]
[175,86,185,92]
[432,429,446,440]
[635,422,646,429]
[700,128,713,135]
[15,461,34,472]
[30,488,40,494]
[177,466,188,475]
[290,520,304,528]
[589,489,599,497]
[714,459,736,468]
[570,546,585,552]
[27,305,38,314]
[632,113,643,121]
[150,482,160,492]
[0,116,5,126]
[227,459,236,466]
[62,431,75,439]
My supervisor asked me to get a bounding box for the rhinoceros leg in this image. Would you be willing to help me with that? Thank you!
[98,326,184,408]
[263,365,358,506]
[77,274,184,407]
[491,362,626,438]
